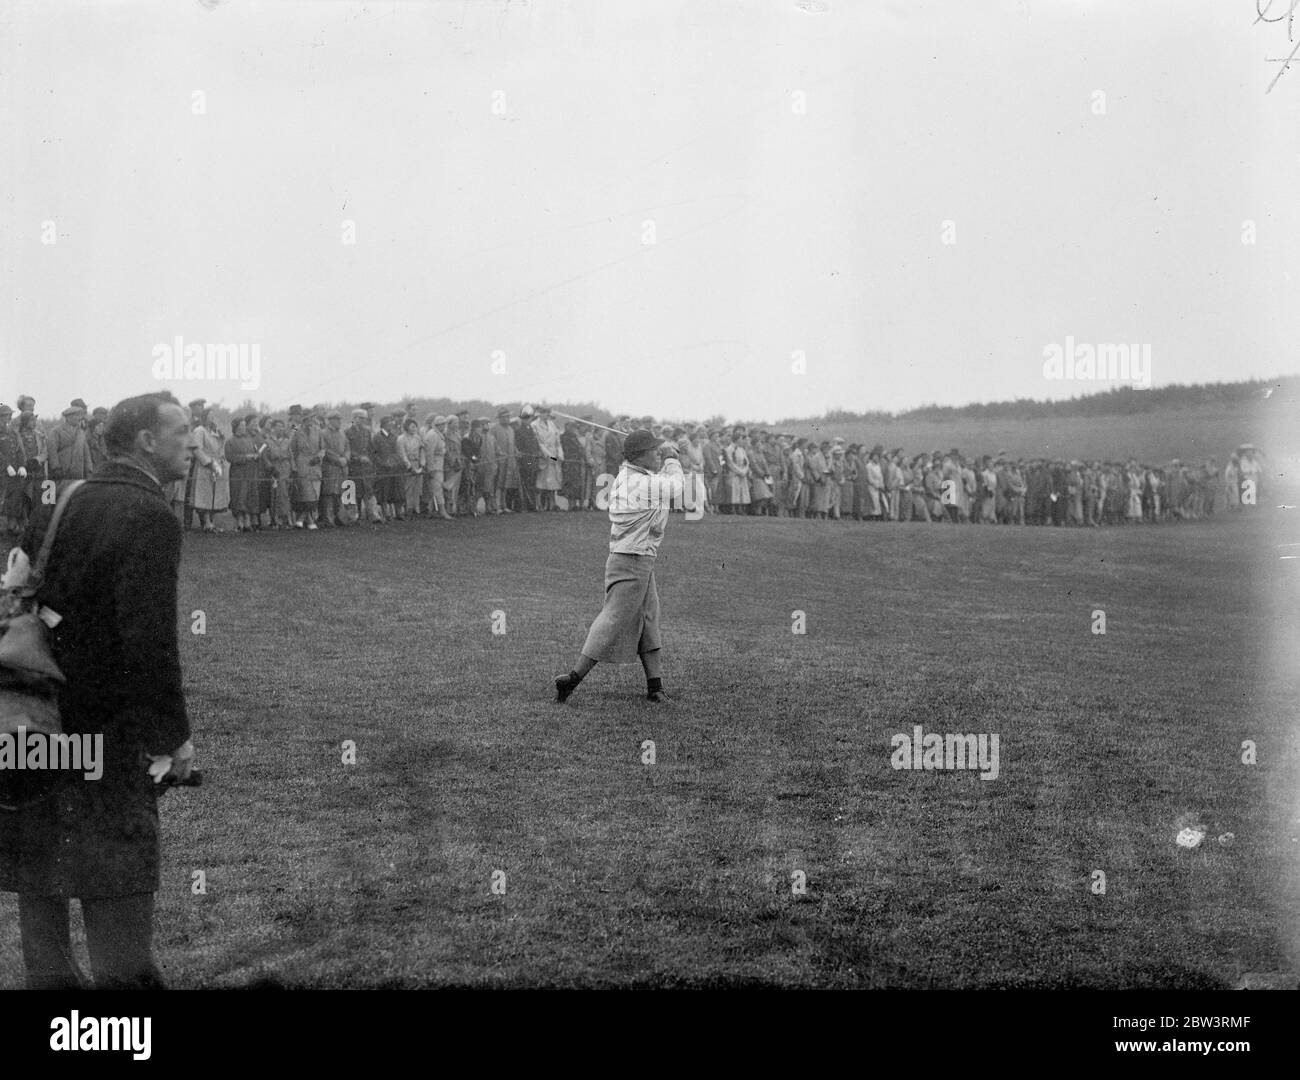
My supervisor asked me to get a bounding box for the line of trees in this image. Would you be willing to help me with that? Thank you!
[782,378,1297,426]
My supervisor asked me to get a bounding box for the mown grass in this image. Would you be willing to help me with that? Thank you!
[1,505,1295,987]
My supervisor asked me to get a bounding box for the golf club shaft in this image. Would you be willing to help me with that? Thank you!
[549,409,622,435]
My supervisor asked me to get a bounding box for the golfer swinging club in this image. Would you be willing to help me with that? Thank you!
[555,428,684,704]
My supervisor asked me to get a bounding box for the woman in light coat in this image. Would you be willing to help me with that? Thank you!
[397,418,426,517]
[723,428,751,513]
[684,429,707,515]
[191,408,230,532]
[806,442,830,519]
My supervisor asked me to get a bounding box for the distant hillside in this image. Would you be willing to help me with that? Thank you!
[779,377,1300,425]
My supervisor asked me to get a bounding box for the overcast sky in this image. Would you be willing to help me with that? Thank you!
[3,0,1297,421]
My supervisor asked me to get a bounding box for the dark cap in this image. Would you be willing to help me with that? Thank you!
[622,429,660,460]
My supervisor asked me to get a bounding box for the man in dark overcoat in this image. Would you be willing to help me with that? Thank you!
[0,391,195,989]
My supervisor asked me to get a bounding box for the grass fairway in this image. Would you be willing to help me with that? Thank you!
[2,507,1296,988]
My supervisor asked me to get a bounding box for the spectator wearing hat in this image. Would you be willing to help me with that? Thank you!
[555,430,685,706]
[1149,460,1170,525]
[397,418,426,518]
[9,397,47,485]
[0,403,22,539]
[902,454,926,522]
[51,404,93,490]
[682,427,707,516]
[1202,458,1220,518]
[863,447,881,522]
[764,434,782,513]
[456,416,480,513]
[1162,460,1183,522]
[1122,460,1142,524]
[469,417,494,515]
[319,411,350,526]
[720,427,750,515]
[1045,459,1065,527]
[421,416,447,518]
[12,408,45,530]
[858,447,881,521]
[514,406,541,511]
[578,418,602,511]
[560,419,584,509]
[709,431,729,513]
[223,416,259,531]
[887,451,906,522]
[532,407,563,510]
[260,418,293,527]
[802,440,826,519]
[459,417,484,516]
[938,450,959,523]
[973,456,994,524]
[191,407,230,531]
[372,414,404,521]
[442,415,463,517]
[774,436,795,517]
[170,400,204,528]
[86,408,109,472]
[915,454,935,522]
[827,446,845,520]
[747,434,774,516]
[290,411,325,529]
[242,415,268,528]
[700,429,720,512]
[1223,454,1240,511]
[1005,460,1027,525]
[346,409,382,525]
[1080,460,1100,527]
[490,408,521,513]
[1061,460,1081,527]
[1024,460,1047,525]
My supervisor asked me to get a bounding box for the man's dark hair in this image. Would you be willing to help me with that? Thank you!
[104,392,181,456]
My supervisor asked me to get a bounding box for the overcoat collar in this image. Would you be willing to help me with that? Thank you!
[88,459,167,498]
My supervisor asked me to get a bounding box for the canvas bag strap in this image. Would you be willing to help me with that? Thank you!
[30,479,86,588]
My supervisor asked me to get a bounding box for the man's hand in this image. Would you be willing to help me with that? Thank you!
[148,740,194,784]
